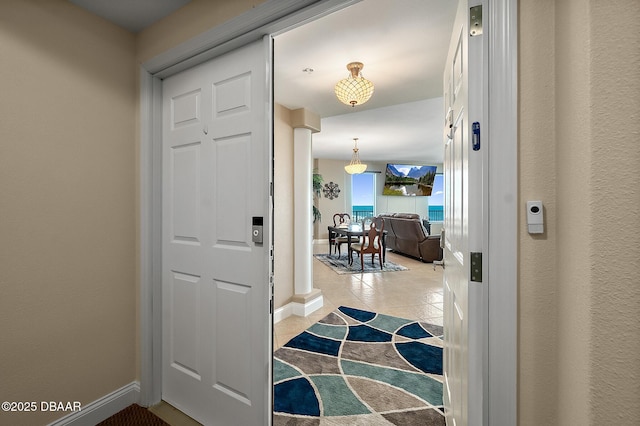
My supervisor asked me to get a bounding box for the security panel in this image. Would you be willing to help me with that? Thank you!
[252,216,263,244]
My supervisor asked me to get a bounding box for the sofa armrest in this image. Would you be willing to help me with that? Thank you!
[418,236,443,263]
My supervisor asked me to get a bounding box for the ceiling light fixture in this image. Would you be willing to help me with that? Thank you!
[345,138,367,174]
[334,62,374,107]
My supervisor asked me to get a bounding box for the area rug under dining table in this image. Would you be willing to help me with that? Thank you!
[274,306,445,425]
[314,253,408,274]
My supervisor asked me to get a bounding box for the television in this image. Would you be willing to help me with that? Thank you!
[383,163,437,196]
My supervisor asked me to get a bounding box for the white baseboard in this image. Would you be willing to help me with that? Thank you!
[293,295,324,317]
[274,295,324,324]
[47,382,140,426]
[274,303,293,323]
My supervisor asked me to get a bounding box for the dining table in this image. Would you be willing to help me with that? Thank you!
[327,223,387,263]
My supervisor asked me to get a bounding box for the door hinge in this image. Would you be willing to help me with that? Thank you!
[470,252,482,282]
[270,247,275,272]
[470,5,483,37]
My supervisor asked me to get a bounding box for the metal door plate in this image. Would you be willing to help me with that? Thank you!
[470,6,483,36]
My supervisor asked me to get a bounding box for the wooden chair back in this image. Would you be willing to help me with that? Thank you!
[333,213,351,226]
[359,219,384,252]
[349,217,384,270]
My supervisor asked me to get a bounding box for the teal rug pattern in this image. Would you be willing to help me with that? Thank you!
[314,254,409,274]
[274,306,445,425]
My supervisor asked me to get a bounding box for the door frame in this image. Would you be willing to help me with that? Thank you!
[138,1,517,424]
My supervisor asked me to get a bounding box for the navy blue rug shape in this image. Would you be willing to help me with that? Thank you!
[274,306,445,425]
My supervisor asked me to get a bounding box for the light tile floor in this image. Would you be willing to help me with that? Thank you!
[274,242,444,349]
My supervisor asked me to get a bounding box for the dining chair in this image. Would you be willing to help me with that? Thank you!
[349,217,384,271]
[332,213,356,258]
[360,216,374,229]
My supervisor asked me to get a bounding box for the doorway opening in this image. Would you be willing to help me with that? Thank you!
[271,2,452,422]
[272,0,454,326]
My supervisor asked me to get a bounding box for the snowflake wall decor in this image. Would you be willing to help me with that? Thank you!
[323,182,341,200]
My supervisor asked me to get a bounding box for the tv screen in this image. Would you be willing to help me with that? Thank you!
[383,163,437,196]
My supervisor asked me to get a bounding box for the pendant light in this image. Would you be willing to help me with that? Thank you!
[334,62,374,107]
[345,138,367,174]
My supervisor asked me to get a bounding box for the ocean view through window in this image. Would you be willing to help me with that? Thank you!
[352,205,374,221]
[351,172,375,221]
[428,174,444,222]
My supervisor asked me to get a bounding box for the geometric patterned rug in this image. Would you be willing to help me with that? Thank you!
[314,254,409,274]
[274,306,445,425]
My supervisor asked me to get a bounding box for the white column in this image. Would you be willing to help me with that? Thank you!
[293,127,313,296]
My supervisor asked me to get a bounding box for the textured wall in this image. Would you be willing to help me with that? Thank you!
[587,0,640,423]
[0,1,136,424]
[520,0,640,424]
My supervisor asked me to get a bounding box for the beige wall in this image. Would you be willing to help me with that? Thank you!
[519,0,640,425]
[518,0,559,424]
[555,1,593,422]
[314,159,350,239]
[136,0,267,64]
[587,1,640,422]
[273,104,295,309]
[0,1,136,424]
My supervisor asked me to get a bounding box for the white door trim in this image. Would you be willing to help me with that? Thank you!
[486,1,518,425]
[139,1,517,424]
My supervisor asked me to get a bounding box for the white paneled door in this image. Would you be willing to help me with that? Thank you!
[443,1,486,425]
[161,38,272,425]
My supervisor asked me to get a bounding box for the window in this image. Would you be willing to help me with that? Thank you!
[428,173,444,221]
[351,172,376,222]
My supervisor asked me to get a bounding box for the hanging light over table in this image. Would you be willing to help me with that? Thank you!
[334,62,374,107]
[345,138,367,174]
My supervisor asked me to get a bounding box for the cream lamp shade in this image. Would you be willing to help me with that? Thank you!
[334,62,374,107]
[345,138,367,174]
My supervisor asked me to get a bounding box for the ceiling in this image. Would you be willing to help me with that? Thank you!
[68,0,458,164]
[274,0,457,163]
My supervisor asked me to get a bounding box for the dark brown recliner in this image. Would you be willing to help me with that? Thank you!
[379,213,442,262]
